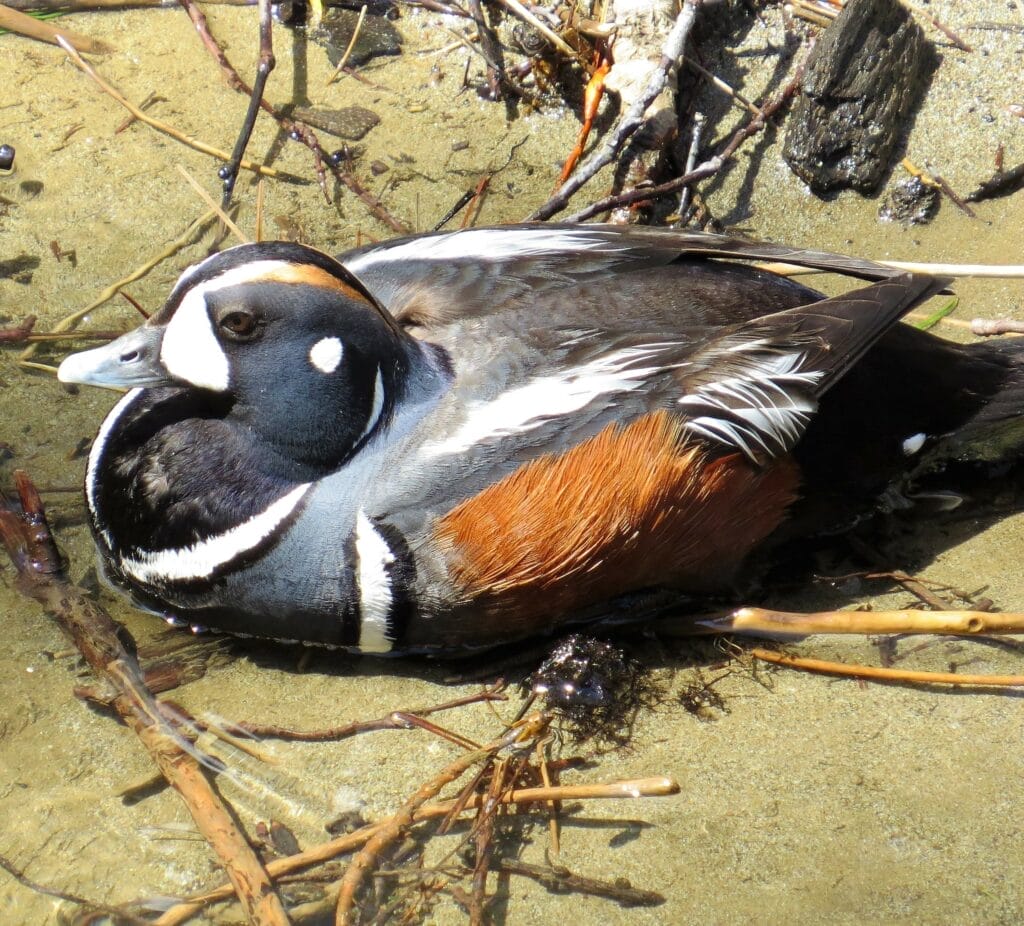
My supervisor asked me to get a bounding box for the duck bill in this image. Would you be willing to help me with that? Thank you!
[57,325,175,389]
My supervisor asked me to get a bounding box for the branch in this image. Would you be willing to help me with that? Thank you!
[0,472,291,926]
[527,0,701,221]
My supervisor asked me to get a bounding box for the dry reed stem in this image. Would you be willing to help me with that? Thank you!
[325,3,367,85]
[704,606,1024,637]
[57,38,290,180]
[19,209,216,365]
[0,2,112,53]
[175,164,250,244]
[752,648,1024,687]
[757,260,1024,278]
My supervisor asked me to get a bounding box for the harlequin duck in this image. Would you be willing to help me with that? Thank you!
[57,224,1024,655]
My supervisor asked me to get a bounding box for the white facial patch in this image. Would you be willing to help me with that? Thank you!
[86,389,145,549]
[160,286,231,391]
[902,432,926,456]
[309,337,344,374]
[420,346,666,459]
[354,510,395,653]
[161,259,299,392]
[119,483,310,584]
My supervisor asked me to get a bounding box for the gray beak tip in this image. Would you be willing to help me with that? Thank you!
[57,350,96,385]
[56,326,171,389]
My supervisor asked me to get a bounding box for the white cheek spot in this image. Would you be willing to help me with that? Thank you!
[902,432,927,456]
[160,287,230,392]
[309,336,344,374]
[120,483,311,583]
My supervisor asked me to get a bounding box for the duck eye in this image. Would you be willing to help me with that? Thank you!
[219,310,257,340]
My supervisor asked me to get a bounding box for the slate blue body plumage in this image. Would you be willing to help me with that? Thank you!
[58,225,1024,654]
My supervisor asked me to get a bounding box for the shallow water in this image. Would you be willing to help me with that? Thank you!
[1,2,1024,923]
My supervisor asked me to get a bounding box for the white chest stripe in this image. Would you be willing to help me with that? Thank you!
[87,389,144,550]
[420,346,666,459]
[354,510,395,653]
[120,483,311,584]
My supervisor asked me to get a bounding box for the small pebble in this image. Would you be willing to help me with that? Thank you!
[369,160,388,176]
[0,144,14,172]
[451,140,469,153]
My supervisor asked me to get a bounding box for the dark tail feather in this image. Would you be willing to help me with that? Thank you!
[932,336,1024,466]
[787,323,1024,536]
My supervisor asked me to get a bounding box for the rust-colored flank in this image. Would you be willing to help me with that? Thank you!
[434,410,800,630]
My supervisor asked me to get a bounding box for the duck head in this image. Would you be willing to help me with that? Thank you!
[58,242,414,474]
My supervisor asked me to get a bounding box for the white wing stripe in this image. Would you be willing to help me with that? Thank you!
[421,346,665,459]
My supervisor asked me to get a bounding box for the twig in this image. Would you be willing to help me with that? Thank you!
[57,38,291,182]
[177,0,332,201]
[334,714,550,924]
[0,315,36,343]
[336,169,412,233]
[469,756,506,924]
[497,858,664,907]
[8,0,253,8]
[843,537,957,611]
[220,0,275,206]
[115,89,164,133]
[326,4,367,85]
[0,852,152,925]
[536,740,559,855]
[930,170,977,218]
[0,2,112,53]
[529,0,700,221]
[700,606,1024,637]
[231,685,506,741]
[751,647,1024,687]
[677,111,705,220]
[0,472,291,926]
[971,318,1024,336]
[563,47,806,223]
[681,57,760,116]
[901,0,972,52]
[155,775,680,926]
[467,0,505,101]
